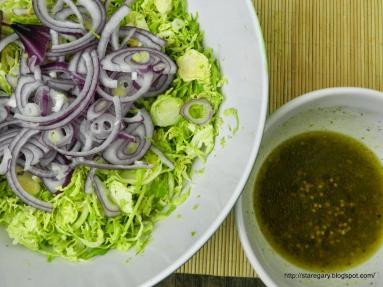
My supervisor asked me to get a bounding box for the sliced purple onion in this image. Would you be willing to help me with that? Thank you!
[89,113,116,140]
[103,109,153,165]
[0,0,178,214]
[101,47,176,75]
[180,98,214,125]
[0,33,19,53]
[10,23,51,66]
[21,162,60,178]
[19,54,31,75]
[33,0,84,34]
[144,73,175,98]
[87,99,112,120]
[42,168,73,194]
[114,72,153,101]
[15,76,43,114]
[6,129,53,212]
[41,61,69,73]
[123,110,144,124]
[0,147,12,175]
[73,158,151,170]
[150,146,174,170]
[41,61,85,86]
[97,4,130,89]
[21,143,44,167]
[42,76,75,91]
[0,130,21,145]
[97,4,130,59]
[33,86,51,116]
[117,131,136,142]
[47,97,121,156]
[84,168,95,194]
[100,48,176,98]
[119,26,166,50]
[93,176,120,217]
[51,0,64,14]
[15,50,99,129]
[42,124,74,147]
[62,0,85,26]
[39,150,58,167]
[97,71,154,103]
[0,105,8,123]
[68,50,86,74]
[45,0,106,57]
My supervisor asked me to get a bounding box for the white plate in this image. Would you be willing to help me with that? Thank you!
[0,1,268,286]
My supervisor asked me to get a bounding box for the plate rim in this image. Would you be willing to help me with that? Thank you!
[142,0,269,285]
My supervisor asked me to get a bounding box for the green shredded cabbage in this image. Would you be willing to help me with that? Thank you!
[224,107,240,134]
[0,0,55,24]
[0,44,21,95]
[150,95,183,127]
[0,0,225,261]
[177,49,210,82]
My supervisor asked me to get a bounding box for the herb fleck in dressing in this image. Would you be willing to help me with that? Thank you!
[255,131,383,272]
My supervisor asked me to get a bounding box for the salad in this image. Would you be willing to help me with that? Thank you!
[0,0,224,261]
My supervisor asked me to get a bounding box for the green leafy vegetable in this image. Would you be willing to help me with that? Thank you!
[150,95,183,127]
[0,0,55,25]
[154,0,173,15]
[0,0,225,261]
[0,44,21,95]
[224,108,240,134]
[177,49,210,82]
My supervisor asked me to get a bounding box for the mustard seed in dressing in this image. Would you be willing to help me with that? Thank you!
[254,131,383,272]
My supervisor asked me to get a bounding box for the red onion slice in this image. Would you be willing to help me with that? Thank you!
[101,47,176,74]
[42,124,74,147]
[87,99,112,120]
[62,0,84,26]
[97,4,130,89]
[119,26,166,50]
[21,143,44,167]
[114,72,154,101]
[123,110,144,124]
[42,76,75,91]
[150,146,174,170]
[6,129,53,212]
[23,163,60,178]
[180,98,214,125]
[0,148,12,175]
[19,54,31,75]
[45,0,106,57]
[89,113,116,140]
[103,109,153,165]
[72,158,151,170]
[10,23,51,66]
[144,73,175,98]
[47,97,121,156]
[33,0,84,34]
[0,0,178,214]
[93,176,120,217]
[97,4,130,59]
[84,168,95,194]
[15,50,99,129]
[0,33,19,53]
[15,76,43,114]
[42,167,73,194]
[34,86,51,116]
[0,105,8,123]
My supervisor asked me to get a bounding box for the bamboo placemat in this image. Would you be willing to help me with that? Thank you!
[177,0,383,277]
